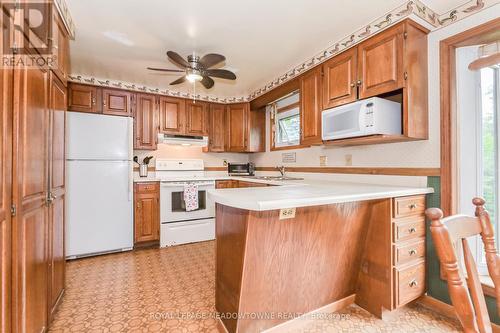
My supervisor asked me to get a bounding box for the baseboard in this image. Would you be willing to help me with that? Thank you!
[417,295,500,332]
[262,294,356,333]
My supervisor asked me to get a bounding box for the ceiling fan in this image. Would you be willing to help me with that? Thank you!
[147,51,237,89]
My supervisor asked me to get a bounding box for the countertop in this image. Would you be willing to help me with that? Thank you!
[134,171,433,211]
[208,179,433,211]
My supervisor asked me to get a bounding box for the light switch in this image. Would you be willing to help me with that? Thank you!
[319,155,327,166]
[345,154,352,166]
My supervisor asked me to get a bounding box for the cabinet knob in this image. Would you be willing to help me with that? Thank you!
[409,279,418,288]
[408,227,417,234]
[350,82,356,88]
[409,203,418,209]
[408,249,417,256]
[92,96,96,105]
[357,80,362,86]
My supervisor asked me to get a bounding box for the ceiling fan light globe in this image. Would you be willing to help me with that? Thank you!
[186,73,203,83]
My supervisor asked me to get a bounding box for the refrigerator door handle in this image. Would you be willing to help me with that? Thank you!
[128,162,133,202]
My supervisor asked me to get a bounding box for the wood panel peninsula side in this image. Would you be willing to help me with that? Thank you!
[209,182,432,333]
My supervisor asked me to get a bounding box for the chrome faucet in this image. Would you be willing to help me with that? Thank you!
[277,165,286,177]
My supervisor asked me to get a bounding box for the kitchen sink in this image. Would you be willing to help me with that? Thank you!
[252,176,304,181]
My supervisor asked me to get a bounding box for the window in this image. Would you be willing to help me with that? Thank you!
[457,46,500,274]
[270,91,301,149]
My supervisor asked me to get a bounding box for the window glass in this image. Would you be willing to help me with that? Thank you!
[271,91,301,148]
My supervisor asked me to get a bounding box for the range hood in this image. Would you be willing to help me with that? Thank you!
[158,133,208,147]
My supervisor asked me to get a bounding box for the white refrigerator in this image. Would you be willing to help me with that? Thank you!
[66,112,134,259]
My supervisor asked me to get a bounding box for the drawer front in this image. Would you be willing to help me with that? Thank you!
[395,261,425,307]
[135,182,159,193]
[394,239,425,266]
[393,195,426,218]
[393,218,426,242]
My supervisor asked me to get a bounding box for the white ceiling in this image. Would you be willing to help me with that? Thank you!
[67,0,465,98]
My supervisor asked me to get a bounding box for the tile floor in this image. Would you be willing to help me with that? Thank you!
[49,241,462,332]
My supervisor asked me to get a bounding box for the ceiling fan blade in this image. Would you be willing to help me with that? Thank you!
[147,67,184,73]
[199,53,226,69]
[170,76,187,85]
[201,76,214,89]
[167,51,190,68]
[205,69,236,80]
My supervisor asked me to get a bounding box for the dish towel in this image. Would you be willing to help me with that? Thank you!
[184,183,199,212]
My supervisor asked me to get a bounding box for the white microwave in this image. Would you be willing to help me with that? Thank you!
[322,97,402,141]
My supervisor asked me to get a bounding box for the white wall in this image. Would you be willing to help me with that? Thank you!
[250,5,500,169]
[134,144,249,168]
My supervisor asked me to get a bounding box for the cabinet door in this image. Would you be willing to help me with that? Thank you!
[48,73,66,320]
[102,89,133,116]
[357,24,404,99]
[300,67,322,145]
[208,104,226,152]
[12,61,49,333]
[134,191,160,244]
[68,83,101,113]
[159,96,185,135]
[226,103,248,152]
[322,48,357,108]
[186,100,208,136]
[134,94,157,150]
[0,8,13,332]
[51,10,69,83]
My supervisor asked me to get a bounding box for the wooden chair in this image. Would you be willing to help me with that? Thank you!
[426,198,500,333]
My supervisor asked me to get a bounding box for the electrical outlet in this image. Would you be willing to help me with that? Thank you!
[319,155,327,167]
[345,154,352,166]
[279,208,296,220]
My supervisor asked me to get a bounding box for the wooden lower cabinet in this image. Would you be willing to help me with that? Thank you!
[134,183,160,245]
[216,180,273,189]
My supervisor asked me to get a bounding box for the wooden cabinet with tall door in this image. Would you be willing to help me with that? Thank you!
[134,183,160,246]
[50,6,70,83]
[226,103,248,152]
[47,72,66,321]
[227,103,265,153]
[207,103,226,152]
[300,67,322,145]
[12,54,50,333]
[102,89,134,117]
[185,100,208,136]
[357,23,405,99]
[159,96,185,135]
[134,93,158,150]
[322,47,357,108]
[0,6,13,331]
[68,83,102,113]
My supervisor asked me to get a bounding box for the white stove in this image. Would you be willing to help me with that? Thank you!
[156,159,215,247]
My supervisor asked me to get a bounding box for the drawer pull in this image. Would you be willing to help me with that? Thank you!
[408,227,417,234]
[409,279,418,288]
[409,203,418,209]
[409,249,417,256]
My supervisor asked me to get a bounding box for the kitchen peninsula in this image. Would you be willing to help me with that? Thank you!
[208,181,433,333]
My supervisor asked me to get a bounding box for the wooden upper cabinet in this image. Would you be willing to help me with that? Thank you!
[102,88,134,116]
[208,104,226,152]
[159,96,185,135]
[357,23,405,99]
[50,8,70,84]
[322,47,357,108]
[68,83,101,113]
[185,101,208,136]
[300,67,322,145]
[226,103,248,152]
[134,94,158,150]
